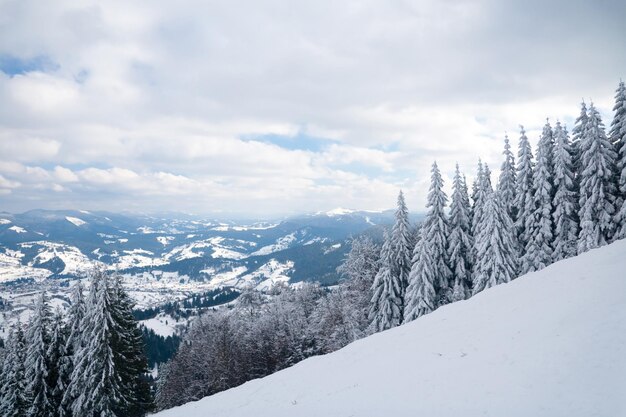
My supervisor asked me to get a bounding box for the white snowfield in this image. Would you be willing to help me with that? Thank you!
[155,239,626,417]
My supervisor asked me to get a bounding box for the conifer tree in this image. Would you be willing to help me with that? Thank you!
[473,192,519,294]
[514,126,535,253]
[59,281,86,417]
[390,190,413,318]
[497,134,517,220]
[404,231,436,320]
[552,121,579,260]
[111,275,153,416]
[405,162,451,319]
[369,230,402,331]
[448,163,473,301]
[68,270,125,417]
[578,102,618,253]
[47,309,66,417]
[0,324,29,417]
[610,81,626,238]
[521,120,554,273]
[471,160,487,240]
[26,291,54,417]
[571,101,588,185]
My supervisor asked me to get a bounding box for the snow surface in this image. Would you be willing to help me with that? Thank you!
[0,218,11,225]
[141,313,182,337]
[65,216,86,226]
[155,240,626,417]
[8,225,26,233]
[251,233,297,256]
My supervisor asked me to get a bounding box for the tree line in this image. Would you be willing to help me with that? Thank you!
[372,80,626,329]
[0,270,152,417]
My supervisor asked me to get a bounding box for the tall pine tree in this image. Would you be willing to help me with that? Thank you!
[0,323,29,417]
[497,134,517,220]
[59,281,86,417]
[552,121,579,260]
[610,81,626,238]
[405,162,451,320]
[25,291,54,417]
[473,192,519,294]
[520,120,554,273]
[369,229,402,331]
[578,102,618,253]
[389,190,413,320]
[447,163,473,301]
[514,126,535,254]
[111,275,154,416]
[68,270,126,417]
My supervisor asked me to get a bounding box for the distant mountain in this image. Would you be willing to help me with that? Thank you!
[0,209,423,333]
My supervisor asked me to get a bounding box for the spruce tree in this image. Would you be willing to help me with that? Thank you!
[578,102,618,253]
[59,281,86,417]
[0,324,29,417]
[471,160,487,242]
[610,81,626,238]
[68,270,125,417]
[390,190,413,319]
[369,230,402,331]
[473,192,519,294]
[47,309,66,417]
[497,134,517,220]
[405,162,451,319]
[111,275,153,416]
[26,291,54,417]
[552,121,579,260]
[514,126,535,253]
[520,120,554,273]
[571,101,588,193]
[448,164,473,301]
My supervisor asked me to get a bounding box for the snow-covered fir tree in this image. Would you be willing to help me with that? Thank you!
[578,102,618,253]
[447,163,474,301]
[473,192,519,294]
[497,134,517,220]
[369,230,403,331]
[471,159,483,209]
[389,190,413,319]
[46,309,66,417]
[59,281,85,417]
[514,125,535,253]
[471,160,487,240]
[110,275,153,416]
[610,80,626,238]
[0,324,29,417]
[571,101,588,185]
[67,271,126,417]
[405,162,451,320]
[552,121,579,260]
[520,120,554,273]
[25,291,54,417]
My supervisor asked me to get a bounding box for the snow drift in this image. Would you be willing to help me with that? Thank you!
[155,240,626,417]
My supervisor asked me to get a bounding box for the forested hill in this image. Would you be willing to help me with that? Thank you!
[155,239,626,417]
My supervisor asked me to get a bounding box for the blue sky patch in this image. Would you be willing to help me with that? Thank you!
[241,132,340,152]
[0,54,58,76]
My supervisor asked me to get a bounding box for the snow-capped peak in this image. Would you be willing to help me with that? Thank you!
[66,216,87,226]
[323,208,355,216]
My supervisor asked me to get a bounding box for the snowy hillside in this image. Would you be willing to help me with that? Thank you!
[155,239,626,417]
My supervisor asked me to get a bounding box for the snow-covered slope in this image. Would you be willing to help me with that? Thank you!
[155,240,626,417]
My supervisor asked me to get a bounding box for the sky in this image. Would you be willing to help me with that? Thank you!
[0,0,624,217]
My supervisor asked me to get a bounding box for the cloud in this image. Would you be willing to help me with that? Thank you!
[0,0,624,215]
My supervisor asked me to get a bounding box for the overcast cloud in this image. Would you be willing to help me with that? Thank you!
[0,0,624,216]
